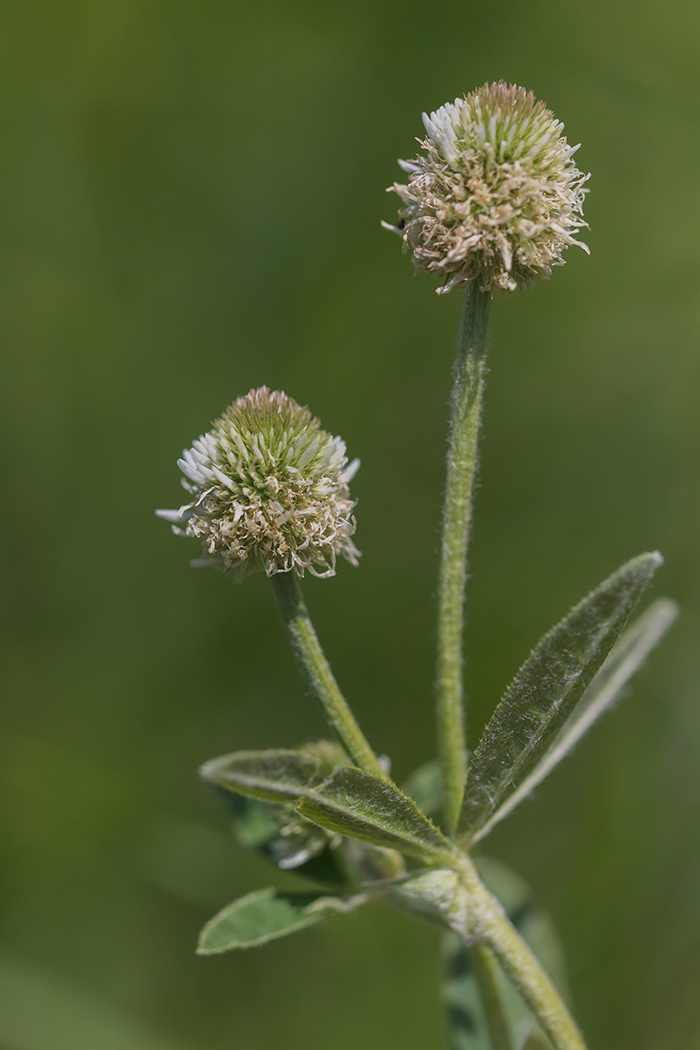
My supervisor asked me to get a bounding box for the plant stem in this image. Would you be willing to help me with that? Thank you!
[436,283,492,835]
[457,856,588,1050]
[272,571,386,779]
[471,943,514,1050]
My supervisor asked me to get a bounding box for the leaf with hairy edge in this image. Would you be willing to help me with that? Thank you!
[473,597,678,842]
[458,552,663,841]
[298,767,454,862]
[199,740,347,803]
[205,743,407,886]
[441,858,566,1050]
[196,887,364,954]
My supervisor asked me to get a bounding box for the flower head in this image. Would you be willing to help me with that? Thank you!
[383,82,589,294]
[156,387,360,580]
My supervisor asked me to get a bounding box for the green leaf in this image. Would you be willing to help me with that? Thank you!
[225,792,346,881]
[442,858,567,1050]
[473,597,678,842]
[458,552,662,841]
[402,759,444,816]
[199,740,347,803]
[200,749,319,801]
[203,747,450,871]
[389,868,462,929]
[298,767,454,862]
[203,740,361,887]
[196,887,359,954]
[205,743,409,887]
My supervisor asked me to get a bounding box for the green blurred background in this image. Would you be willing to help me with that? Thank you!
[1,1,699,1047]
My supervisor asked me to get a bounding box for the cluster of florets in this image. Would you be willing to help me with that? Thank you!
[157,387,360,580]
[384,81,589,293]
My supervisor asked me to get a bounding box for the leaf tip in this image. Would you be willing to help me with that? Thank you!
[198,757,218,783]
[631,549,663,576]
[658,595,680,620]
[195,923,228,955]
[626,549,664,585]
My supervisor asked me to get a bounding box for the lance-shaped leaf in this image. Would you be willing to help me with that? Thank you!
[197,887,364,954]
[473,597,678,842]
[199,740,347,803]
[458,552,663,841]
[298,767,455,862]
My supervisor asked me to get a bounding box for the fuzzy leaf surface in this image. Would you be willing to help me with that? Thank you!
[199,741,347,803]
[473,597,678,841]
[196,887,357,953]
[458,552,662,840]
[298,767,454,861]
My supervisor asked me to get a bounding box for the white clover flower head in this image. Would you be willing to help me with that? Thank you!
[156,387,360,581]
[383,81,590,294]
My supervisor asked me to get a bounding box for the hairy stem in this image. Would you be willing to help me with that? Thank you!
[471,943,514,1050]
[457,857,588,1050]
[437,283,491,834]
[272,571,385,778]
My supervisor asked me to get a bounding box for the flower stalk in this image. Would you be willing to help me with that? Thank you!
[272,571,386,779]
[437,282,491,834]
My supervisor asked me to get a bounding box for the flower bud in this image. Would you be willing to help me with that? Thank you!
[156,387,360,580]
[384,82,589,294]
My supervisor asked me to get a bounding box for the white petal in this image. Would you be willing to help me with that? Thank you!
[340,457,360,483]
[381,219,403,236]
[177,458,206,484]
[155,508,186,522]
[212,465,236,491]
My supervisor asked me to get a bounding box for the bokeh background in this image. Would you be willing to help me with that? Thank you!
[1,1,700,1048]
